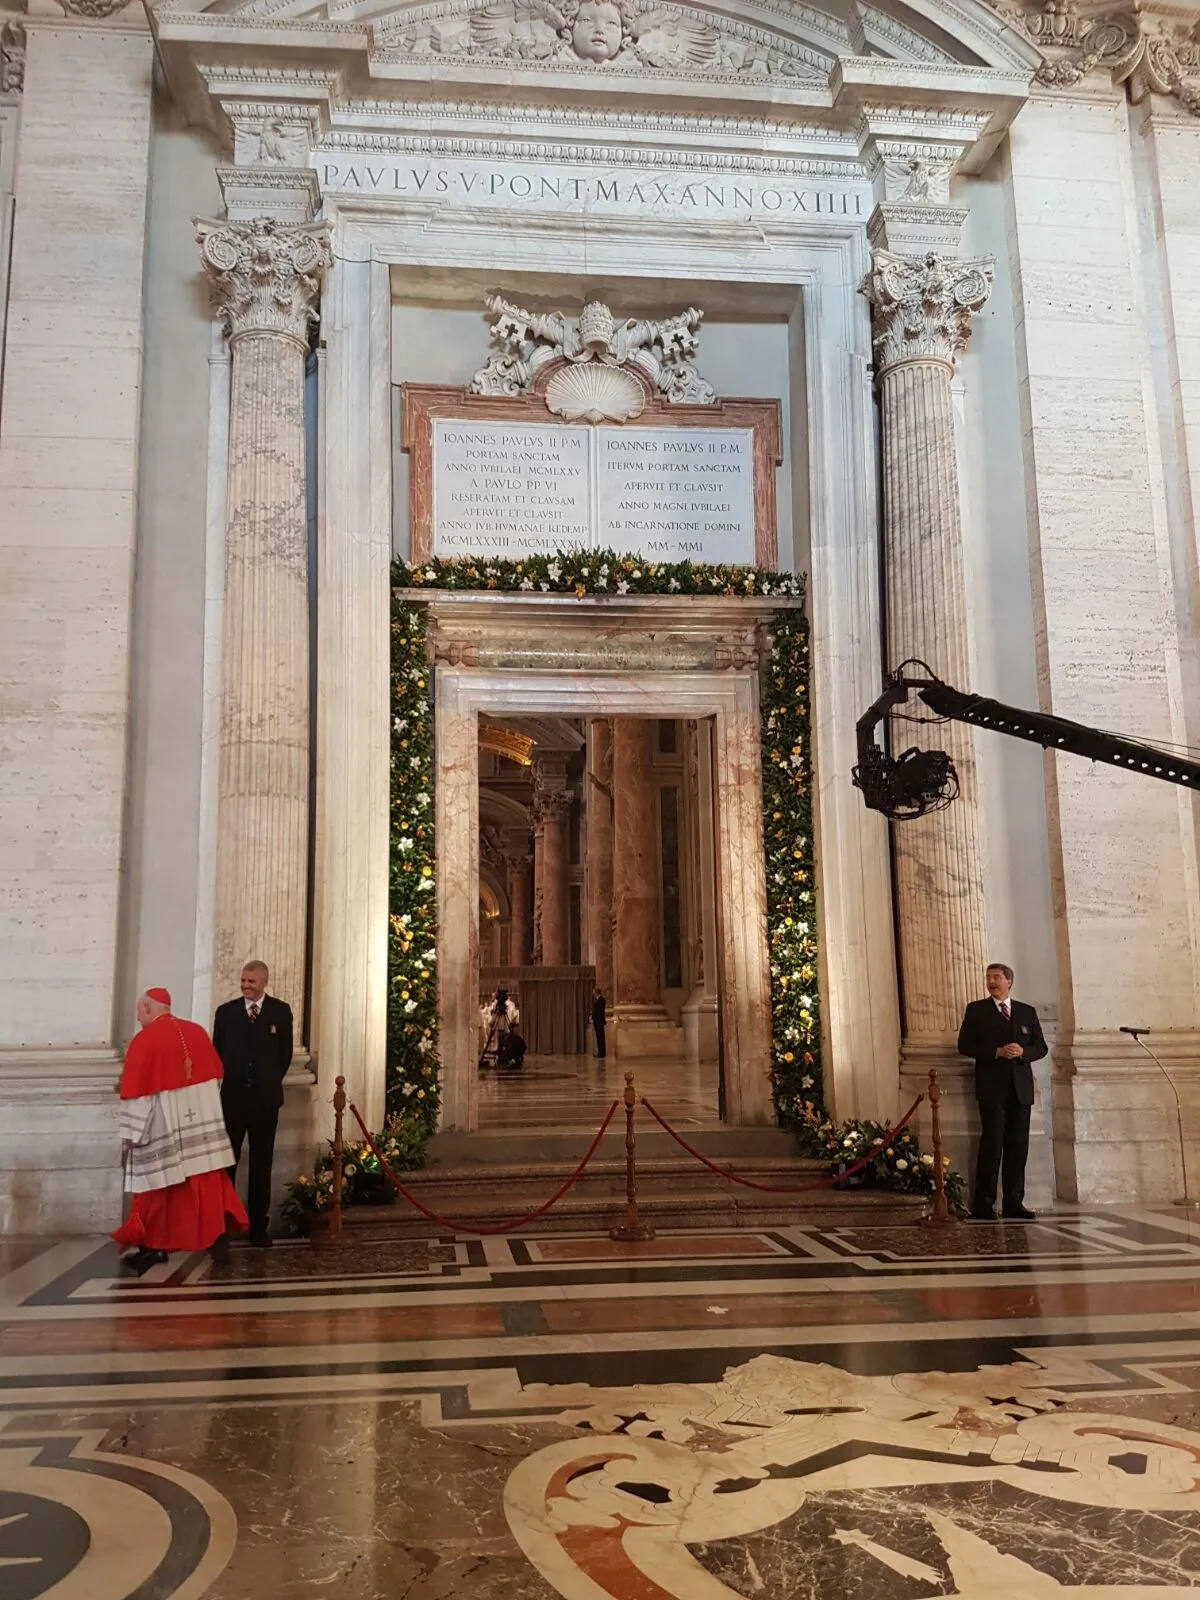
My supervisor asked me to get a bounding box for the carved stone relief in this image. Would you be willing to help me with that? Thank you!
[0,23,23,95]
[56,0,133,14]
[862,251,994,375]
[470,294,716,413]
[372,0,825,81]
[992,0,1200,115]
[195,216,332,348]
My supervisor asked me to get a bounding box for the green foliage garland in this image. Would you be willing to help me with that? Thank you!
[394,550,802,599]
[280,1118,426,1236]
[761,609,823,1127]
[387,594,440,1142]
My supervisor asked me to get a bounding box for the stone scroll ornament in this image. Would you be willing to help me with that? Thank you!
[372,0,822,79]
[994,0,1200,115]
[195,216,333,347]
[470,295,716,421]
[862,251,994,375]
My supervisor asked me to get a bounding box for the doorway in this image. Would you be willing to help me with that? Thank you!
[474,715,722,1133]
[428,593,777,1136]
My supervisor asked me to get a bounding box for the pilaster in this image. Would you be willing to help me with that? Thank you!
[0,13,153,1232]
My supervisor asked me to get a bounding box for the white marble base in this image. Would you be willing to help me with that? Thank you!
[613,1007,685,1062]
[681,989,719,1064]
[0,1050,123,1235]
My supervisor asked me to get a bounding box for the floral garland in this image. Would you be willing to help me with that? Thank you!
[387,595,440,1135]
[762,609,822,1127]
[394,549,801,599]
[280,1116,424,1236]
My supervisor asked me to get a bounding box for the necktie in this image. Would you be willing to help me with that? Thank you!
[249,1002,260,1024]
[1000,1001,1010,1020]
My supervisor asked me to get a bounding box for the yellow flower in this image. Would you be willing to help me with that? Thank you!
[782,1051,794,1063]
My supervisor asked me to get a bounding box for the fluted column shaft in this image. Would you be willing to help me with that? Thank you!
[586,719,615,997]
[865,251,993,1045]
[198,216,332,1022]
[612,719,662,1008]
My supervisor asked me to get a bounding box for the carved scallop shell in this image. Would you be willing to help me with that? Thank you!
[544,362,645,424]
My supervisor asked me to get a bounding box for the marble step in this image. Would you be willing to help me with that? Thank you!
[402,1155,849,1203]
[427,1124,797,1165]
[318,1179,926,1238]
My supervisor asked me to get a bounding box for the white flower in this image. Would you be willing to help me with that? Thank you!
[418,876,434,891]
[843,1134,857,1147]
[597,576,608,589]
[799,995,813,1009]
[539,581,550,592]
[616,580,630,595]
[631,568,642,578]
[397,837,414,853]
[795,921,809,934]
[393,718,408,733]
[415,792,431,808]
[402,1081,416,1096]
[921,1153,934,1166]
[599,563,610,577]
[581,566,590,577]
[424,567,436,580]
[801,1075,813,1088]
[421,948,436,962]
[404,1000,417,1014]
[417,1038,432,1054]
[547,561,562,581]
[409,756,422,769]
[895,1158,909,1171]
[399,913,411,926]
[519,577,535,591]
[667,577,680,592]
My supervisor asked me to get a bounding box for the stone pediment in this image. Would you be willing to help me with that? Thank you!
[367,0,829,83]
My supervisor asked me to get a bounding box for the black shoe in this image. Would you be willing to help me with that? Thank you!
[210,1235,231,1265]
[247,1232,273,1249]
[121,1248,169,1276]
[970,1209,998,1222]
[1003,1206,1038,1220]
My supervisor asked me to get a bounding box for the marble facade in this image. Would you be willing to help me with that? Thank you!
[0,0,1199,1229]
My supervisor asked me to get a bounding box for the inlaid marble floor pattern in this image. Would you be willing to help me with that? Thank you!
[8,1205,1200,1596]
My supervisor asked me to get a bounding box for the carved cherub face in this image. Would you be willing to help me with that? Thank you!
[571,0,624,61]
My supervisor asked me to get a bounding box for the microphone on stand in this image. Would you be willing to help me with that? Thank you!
[1121,1026,1198,1210]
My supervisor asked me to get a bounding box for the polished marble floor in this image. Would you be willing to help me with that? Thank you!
[8,1206,1200,1595]
[477,1051,721,1130]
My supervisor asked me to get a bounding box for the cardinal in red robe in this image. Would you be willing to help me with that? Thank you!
[113,988,248,1274]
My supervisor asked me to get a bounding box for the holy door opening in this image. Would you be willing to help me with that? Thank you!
[475,714,722,1132]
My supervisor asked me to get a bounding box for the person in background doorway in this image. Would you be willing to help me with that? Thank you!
[113,988,247,1276]
[592,989,607,1059]
[213,960,293,1248]
[958,962,1047,1222]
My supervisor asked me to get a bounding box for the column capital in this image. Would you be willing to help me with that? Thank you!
[195,215,332,350]
[533,783,574,825]
[862,250,993,376]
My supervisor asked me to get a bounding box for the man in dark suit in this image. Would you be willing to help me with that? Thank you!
[592,990,607,1059]
[958,962,1047,1221]
[213,960,293,1247]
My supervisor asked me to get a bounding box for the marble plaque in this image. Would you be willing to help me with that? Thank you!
[433,420,591,556]
[430,418,756,562]
[597,426,755,562]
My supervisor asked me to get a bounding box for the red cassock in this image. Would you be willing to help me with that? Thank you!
[112,1014,248,1253]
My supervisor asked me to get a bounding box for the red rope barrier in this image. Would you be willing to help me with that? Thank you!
[639,1094,926,1193]
[347,1099,620,1235]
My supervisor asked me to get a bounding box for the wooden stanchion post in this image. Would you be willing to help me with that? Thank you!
[611,1072,655,1242]
[331,1075,347,1239]
[920,1068,952,1227]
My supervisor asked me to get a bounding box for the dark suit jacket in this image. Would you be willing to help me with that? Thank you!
[957,997,1047,1108]
[213,995,294,1111]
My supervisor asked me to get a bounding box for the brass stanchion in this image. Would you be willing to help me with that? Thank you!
[330,1074,347,1238]
[920,1067,952,1227]
[611,1071,655,1242]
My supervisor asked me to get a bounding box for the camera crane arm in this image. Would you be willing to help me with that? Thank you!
[854,669,1200,821]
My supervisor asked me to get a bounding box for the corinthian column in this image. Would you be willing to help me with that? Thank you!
[863,250,993,1056]
[197,216,332,1024]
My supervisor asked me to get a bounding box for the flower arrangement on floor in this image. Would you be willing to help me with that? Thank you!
[279,1115,425,1236]
[789,1098,968,1212]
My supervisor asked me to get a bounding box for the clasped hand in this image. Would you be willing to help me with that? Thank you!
[995,1043,1024,1059]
